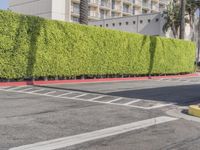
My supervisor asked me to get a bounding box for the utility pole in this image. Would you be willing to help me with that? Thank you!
[179,0,186,39]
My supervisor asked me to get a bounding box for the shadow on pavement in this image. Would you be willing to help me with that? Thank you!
[35,84,200,106]
[109,84,200,106]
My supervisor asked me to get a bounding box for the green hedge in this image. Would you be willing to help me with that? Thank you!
[0,10,196,79]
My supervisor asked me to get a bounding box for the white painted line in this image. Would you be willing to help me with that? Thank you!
[8,86,27,91]
[0,88,174,110]
[88,95,105,101]
[0,86,11,89]
[9,116,178,150]
[146,103,174,110]
[43,91,57,95]
[123,99,141,105]
[18,88,33,92]
[107,97,123,103]
[55,92,73,97]
[73,93,88,98]
[28,89,45,93]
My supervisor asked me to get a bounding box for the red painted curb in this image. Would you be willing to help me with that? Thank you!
[0,73,199,87]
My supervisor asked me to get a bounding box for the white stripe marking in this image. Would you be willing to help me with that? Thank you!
[124,99,141,105]
[9,116,178,150]
[0,88,173,110]
[43,91,56,95]
[73,93,88,98]
[8,86,27,91]
[107,97,122,103]
[56,92,73,97]
[28,89,45,93]
[88,95,105,101]
[18,88,33,92]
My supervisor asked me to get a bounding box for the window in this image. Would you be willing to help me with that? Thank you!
[112,23,115,26]
[106,24,108,27]
[133,21,136,24]
[140,20,143,24]
[148,19,151,23]
[119,22,122,26]
[126,22,129,25]
[156,18,159,22]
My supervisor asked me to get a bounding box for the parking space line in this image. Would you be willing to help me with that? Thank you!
[28,89,45,93]
[73,93,88,98]
[0,88,174,110]
[9,116,178,150]
[145,103,174,110]
[8,86,27,91]
[88,95,105,101]
[107,97,123,103]
[123,99,141,105]
[18,88,33,92]
[56,92,73,97]
[43,91,57,95]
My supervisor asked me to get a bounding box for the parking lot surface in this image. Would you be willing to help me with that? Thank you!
[1,77,200,150]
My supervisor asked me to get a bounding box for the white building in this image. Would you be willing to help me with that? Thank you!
[9,0,169,23]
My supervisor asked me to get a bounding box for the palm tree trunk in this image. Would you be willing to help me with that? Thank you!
[80,0,89,25]
[179,0,186,39]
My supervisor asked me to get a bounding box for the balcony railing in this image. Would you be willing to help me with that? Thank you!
[100,14,111,19]
[100,1,111,8]
[133,0,142,6]
[123,8,133,14]
[142,2,151,9]
[159,0,168,4]
[123,0,133,3]
[89,11,99,18]
[88,0,99,5]
[112,5,122,11]
[71,7,80,14]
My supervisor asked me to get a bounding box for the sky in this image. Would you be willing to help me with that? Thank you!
[0,0,8,10]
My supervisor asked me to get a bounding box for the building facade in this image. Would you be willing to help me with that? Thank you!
[9,0,169,23]
[89,13,165,36]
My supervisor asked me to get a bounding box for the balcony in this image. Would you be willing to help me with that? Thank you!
[142,2,151,9]
[151,5,159,11]
[100,14,111,19]
[123,8,133,14]
[89,11,99,19]
[100,1,111,9]
[123,0,133,4]
[71,7,80,16]
[133,0,142,7]
[112,5,122,12]
[88,0,99,7]
[159,0,168,4]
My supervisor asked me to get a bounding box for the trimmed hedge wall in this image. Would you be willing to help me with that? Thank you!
[0,10,196,79]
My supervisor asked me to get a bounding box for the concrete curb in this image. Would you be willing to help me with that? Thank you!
[0,73,199,87]
[189,105,200,118]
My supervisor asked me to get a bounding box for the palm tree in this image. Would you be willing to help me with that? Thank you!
[179,0,186,39]
[80,0,89,25]
[163,1,180,38]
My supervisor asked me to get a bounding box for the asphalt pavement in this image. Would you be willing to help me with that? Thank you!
[1,77,200,150]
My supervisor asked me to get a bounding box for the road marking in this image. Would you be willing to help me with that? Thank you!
[9,116,178,150]
[0,88,174,110]
[123,99,141,105]
[56,92,73,97]
[88,95,105,101]
[28,89,45,93]
[107,97,123,103]
[73,93,88,98]
[145,103,174,110]
[18,88,33,92]
[43,91,56,95]
[8,86,26,90]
